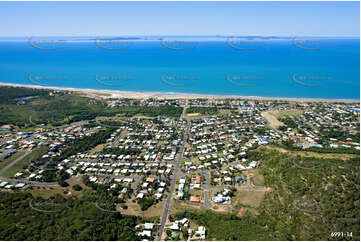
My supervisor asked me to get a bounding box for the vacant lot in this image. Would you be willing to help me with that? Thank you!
[261,111,284,129]
[232,190,266,208]
[262,109,303,129]
[25,178,87,199]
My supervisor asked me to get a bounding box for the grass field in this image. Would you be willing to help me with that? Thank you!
[122,198,167,217]
[25,177,88,199]
[261,111,284,129]
[2,147,48,178]
[0,151,26,170]
[262,109,303,129]
[272,109,303,118]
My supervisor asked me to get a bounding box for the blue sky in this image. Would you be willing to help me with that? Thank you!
[0,1,359,37]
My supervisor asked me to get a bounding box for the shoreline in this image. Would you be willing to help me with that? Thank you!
[0,82,359,103]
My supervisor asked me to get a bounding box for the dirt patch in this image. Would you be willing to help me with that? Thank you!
[238,207,246,217]
[186,113,200,117]
[211,204,232,213]
[179,201,202,209]
[90,144,104,153]
[233,190,266,207]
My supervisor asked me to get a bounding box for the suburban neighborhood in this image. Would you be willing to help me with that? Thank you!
[0,89,359,240]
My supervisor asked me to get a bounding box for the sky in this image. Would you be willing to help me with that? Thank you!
[0,1,359,37]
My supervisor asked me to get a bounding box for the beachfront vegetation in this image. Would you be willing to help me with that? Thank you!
[0,87,183,127]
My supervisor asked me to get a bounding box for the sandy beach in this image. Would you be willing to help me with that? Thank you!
[0,82,359,103]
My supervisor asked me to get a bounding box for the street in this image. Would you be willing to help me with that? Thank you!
[156,119,190,241]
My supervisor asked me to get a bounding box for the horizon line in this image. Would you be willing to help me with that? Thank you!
[0,35,359,38]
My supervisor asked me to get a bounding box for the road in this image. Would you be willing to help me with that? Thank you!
[0,174,143,192]
[0,151,31,176]
[156,119,190,241]
[204,189,211,209]
[130,175,143,197]
[0,175,83,186]
[203,170,212,208]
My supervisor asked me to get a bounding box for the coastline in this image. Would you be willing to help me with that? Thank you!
[0,82,359,103]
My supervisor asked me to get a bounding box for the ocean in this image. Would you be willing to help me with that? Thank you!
[0,36,359,100]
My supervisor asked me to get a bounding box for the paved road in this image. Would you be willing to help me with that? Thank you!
[0,175,84,186]
[0,151,31,176]
[157,119,190,241]
[130,175,143,197]
[204,189,212,209]
[203,170,212,208]
[1,174,144,190]
[203,170,210,189]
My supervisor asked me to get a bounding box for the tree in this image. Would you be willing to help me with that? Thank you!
[72,184,82,191]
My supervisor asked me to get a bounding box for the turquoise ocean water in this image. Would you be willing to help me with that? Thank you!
[0,36,359,100]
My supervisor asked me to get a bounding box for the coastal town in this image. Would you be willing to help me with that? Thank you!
[0,87,359,240]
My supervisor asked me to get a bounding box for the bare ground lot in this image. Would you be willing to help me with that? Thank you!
[232,190,266,208]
